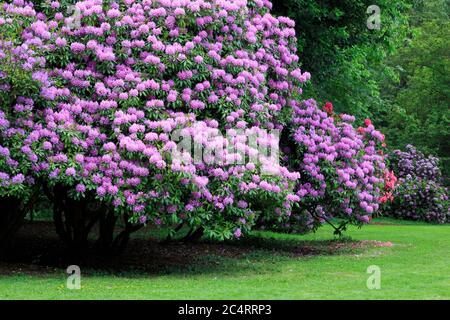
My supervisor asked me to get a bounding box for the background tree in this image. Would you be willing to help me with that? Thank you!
[272,0,449,179]
[271,0,410,119]
[381,0,450,179]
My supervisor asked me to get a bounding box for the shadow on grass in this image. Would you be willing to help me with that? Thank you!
[0,221,371,278]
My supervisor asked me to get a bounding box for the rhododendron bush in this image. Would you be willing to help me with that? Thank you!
[259,101,389,234]
[0,0,389,251]
[383,145,449,224]
[0,4,43,247]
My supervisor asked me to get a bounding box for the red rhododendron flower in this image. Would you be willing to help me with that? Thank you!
[379,192,394,203]
[364,118,372,126]
[383,170,398,191]
[324,102,333,114]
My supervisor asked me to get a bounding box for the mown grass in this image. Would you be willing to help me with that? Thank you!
[0,218,449,299]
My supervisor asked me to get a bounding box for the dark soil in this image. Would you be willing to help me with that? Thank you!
[0,221,390,276]
[0,221,254,275]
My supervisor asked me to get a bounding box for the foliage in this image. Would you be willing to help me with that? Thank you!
[271,0,449,180]
[381,16,450,178]
[271,0,411,119]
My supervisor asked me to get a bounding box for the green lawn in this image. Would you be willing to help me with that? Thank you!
[0,218,449,299]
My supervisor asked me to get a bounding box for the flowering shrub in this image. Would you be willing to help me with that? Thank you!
[1,0,309,248]
[387,177,449,224]
[0,0,390,249]
[260,101,388,234]
[389,145,442,181]
[383,145,449,224]
[0,8,43,247]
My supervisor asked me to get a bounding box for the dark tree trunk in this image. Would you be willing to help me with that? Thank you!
[51,184,103,252]
[0,192,38,253]
[45,183,142,255]
[96,209,118,251]
[0,196,24,252]
[110,214,143,254]
[181,227,204,242]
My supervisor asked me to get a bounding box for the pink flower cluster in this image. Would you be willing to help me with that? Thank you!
[379,170,397,204]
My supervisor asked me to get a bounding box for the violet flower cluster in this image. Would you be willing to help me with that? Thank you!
[389,145,442,181]
[384,145,449,224]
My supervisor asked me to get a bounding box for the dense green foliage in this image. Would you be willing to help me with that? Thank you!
[381,1,450,178]
[271,0,410,118]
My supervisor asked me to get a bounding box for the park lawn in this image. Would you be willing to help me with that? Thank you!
[0,218,449,300]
